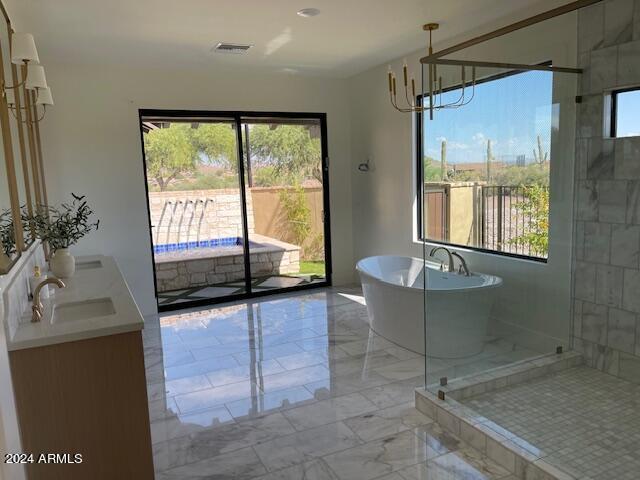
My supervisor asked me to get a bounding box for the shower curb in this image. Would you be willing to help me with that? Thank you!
[415,351,584,480]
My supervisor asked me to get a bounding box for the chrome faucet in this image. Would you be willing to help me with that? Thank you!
[429,246,454,272]
[32,277,65,322]
[451,252,470,276]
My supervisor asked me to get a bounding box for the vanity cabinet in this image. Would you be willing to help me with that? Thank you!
[9,330,154,480]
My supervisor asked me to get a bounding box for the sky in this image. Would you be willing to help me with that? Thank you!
[616,90,640,137]
[423,70,555,165]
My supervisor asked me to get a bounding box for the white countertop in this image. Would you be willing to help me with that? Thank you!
[8,255,144,351]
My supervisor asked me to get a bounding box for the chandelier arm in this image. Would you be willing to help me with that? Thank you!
[35,105,46,122]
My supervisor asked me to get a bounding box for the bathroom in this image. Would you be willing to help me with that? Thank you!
[0,0,639,479]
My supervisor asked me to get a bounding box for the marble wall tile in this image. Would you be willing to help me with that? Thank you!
[615,137,640,180]
[577,94,604,139]
[573,300,584,339]
[610,224,640,267]
[593,344,620,375]
[590,46,619,92]
[604,0,635,46]
[617,39,640,85]
[598,180,628,222]
[576,138,589,181]
[579,2,605,53]
[575,221,586,261]
[574,262,596,301]
[595,264,624,307]
[619,351,640,382]
[607,307,637,353]
[588,138,615,179]
[584,222,611,263]
[577,181,599,221]
[581,302,608,344]
[486,436,516,472]
[635,0,640,40]
[622,268,640,312]
[626,181,640,224]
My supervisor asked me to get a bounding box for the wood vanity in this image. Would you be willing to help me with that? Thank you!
[7,256,154,480]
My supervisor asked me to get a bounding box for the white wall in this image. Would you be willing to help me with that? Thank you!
[348,14,578,350]
[39,65,354,315]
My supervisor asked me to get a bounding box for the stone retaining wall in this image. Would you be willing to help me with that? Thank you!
[155,235,300,292]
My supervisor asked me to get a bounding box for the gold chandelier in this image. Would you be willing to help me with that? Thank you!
[388,23,476,120]
[389,8,586,120]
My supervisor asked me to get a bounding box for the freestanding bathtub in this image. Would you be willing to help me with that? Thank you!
[356,255,502,358]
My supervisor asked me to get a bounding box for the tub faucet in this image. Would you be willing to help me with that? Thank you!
[451,252,470,276]
[32,277,66,322]
[429,246,454,272]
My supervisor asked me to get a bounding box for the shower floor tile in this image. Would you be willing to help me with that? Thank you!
[463,366,640,479]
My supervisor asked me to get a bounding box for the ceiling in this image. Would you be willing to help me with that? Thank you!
[13,0,571,78]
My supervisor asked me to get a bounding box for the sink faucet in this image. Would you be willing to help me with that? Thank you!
[429,246,454,272]
[32,277,65,322]
[451,252,470,276]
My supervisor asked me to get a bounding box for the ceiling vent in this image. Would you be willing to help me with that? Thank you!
[213,42,253,54]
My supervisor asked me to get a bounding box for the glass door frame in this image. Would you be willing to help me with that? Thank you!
[138,109,333,312]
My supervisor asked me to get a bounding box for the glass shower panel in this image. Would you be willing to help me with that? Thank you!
[420,55,578,391]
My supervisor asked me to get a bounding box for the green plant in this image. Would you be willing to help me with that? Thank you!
[26,194,100,252]
[250,125,322,183]
[144,123,199,191]
[279,186,311,247]
[509,185,549,257]
[0,209,16,256]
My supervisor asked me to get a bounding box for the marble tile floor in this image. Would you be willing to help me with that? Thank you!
[464,366,640,480]
[143,286,536,479]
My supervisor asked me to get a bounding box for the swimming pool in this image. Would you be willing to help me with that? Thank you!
[153,236,244,255]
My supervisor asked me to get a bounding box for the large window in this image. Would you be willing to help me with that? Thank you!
[417,69,553,261]
[611,88,640,138]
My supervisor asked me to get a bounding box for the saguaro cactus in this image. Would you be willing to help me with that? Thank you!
[533,135,548,164]
[486,139,493,181]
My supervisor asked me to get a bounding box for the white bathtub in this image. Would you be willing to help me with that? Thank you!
[356,255,502,358]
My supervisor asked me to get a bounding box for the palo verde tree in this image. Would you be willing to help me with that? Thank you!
[192,123,238,170]
[144,123,199,191]
[249,125,322,183]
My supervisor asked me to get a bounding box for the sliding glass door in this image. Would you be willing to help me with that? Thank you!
[139,111,331,311]
[241,117,328,293]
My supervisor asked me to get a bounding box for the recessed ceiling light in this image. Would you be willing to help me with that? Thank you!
[297,8,320,18]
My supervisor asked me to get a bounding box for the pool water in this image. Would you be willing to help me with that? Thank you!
[153,237,243,255]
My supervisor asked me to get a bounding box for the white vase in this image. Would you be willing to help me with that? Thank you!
[50,248,76,278]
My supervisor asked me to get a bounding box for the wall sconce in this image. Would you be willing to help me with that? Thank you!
[5,84,53,122]
[11,33,40,64]
[3,32,53,122]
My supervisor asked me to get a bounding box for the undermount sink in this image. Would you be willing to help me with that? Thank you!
[52,298,116,323]
[76,259,103,270]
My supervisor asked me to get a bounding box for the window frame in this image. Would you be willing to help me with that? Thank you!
[415,66,552,263]
[610,86,640,138]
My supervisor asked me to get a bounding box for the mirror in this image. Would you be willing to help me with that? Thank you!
[0,10,45,273]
